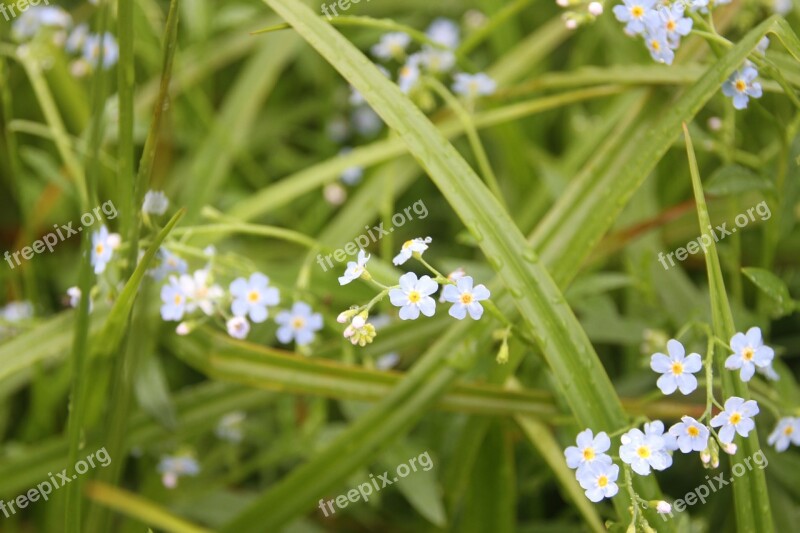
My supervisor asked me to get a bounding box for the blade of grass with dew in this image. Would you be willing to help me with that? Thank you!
[683,123,774,533]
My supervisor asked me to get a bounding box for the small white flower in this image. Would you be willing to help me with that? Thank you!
[656,501,671,514]
[564,429,612,472]
[650,339,702,395]
[389,272,438,320]
[588,2,604,15]
[418,46,456,73]
[392,237,431,266]
[725,327,774,382]
[426,18,460,49]
[83,32,119,70]
[398,55,422,94]
[66,23,89,53]
[452,72,497,98]
[710,396,759,444]
[215,411,246,443]
[576,460,619,502]
[441,276,490,320]
[2,301,33,321]
[157,453,200,489]
[91,225,117,274]
[176,322,191,335]
[229,273,280,323]
[668,416,709,453]
[12,6,72,42]
[226,316,250,340]
[67,287,81,308]
[142,190,169,215]
[339,250,370,285]
[181,270,224,316]
[620,427,670,475]
[275,302,323,346]
[767,417,800,452]
[371,32,411,60]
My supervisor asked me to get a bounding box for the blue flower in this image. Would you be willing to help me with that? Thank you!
[389,273,438,320]
[644,5,692,48]
[576,461,619,502]
[371,32,411,60]
[158,452,200,489]
[91,225,119,274]
[452,72,497,98]
[612,0,656,35]
[160,276,187,321]
[149,248,187,281]
[338,249,370,285]
[441,276,490,320]
[710,396,759,444]
[644,29,675,65]
[725,326,774,381]
[275,302,323,346]
[668,416,710,453]
[564,429,612,472]
[426,18,460,49]
[650,339,702,395]
[229,273,280,323]
[722,67,763,110]
[619,427,670,475]
[83,33,119,70]
[768,417,800,452]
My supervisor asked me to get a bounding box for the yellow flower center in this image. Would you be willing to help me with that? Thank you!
[292,317,305,330]
[408,290,421,303]
[196,287,208,298]
[631,5,644,17]
[637,446,651,459]
[667,20,676,31]
[729,412,742,425]
[671,362,684,375]
[735,80,747,92]
[597,475,609,488]
[687,425,700,437]
[173,294,182,305]
[460,292,474,305]
[651,39,661,51]
[742,347,754,361]
[402,240,413,249]
[784,426,794,436]
[95,244,104,255]
[247,290,260,303]
[583,448,595,461]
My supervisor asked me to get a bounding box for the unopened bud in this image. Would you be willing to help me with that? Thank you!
[588,1,603,15]
[176,322,191,335]
[655,501,671,514]
[723,443,737,455]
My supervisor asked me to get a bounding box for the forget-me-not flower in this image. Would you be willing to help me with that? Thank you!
[275,302,323,346]
[722,67,763,110]
[229,273,280,323]
[339,249,370,285]
[452,72,497,98]
[564,429,612,473]
[725,326,774,381]
[441,276,490,320]
[620,427,670,475]
[650,339,702,395]
[389,272,438,320]
[371,32,411,60]
[392,237,431,265]
[710,396,760,444]
[576,461,619,502]
[613,0,656,35]
[767,417,800,452]
[668,416,710,453]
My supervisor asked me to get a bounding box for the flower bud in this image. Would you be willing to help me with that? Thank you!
[588,1,603,15]
[723,443,737,455]
[176,322,191,335]
[655,501,671,514]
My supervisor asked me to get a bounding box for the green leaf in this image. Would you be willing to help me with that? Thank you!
[742,267,796,316]
[705,165,774,196]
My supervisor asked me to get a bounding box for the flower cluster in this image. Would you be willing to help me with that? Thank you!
[612,0,693,65]
[12,6,119,75]
[563,326,788,518]
[369,20,497,101]
[335,237,491,346]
